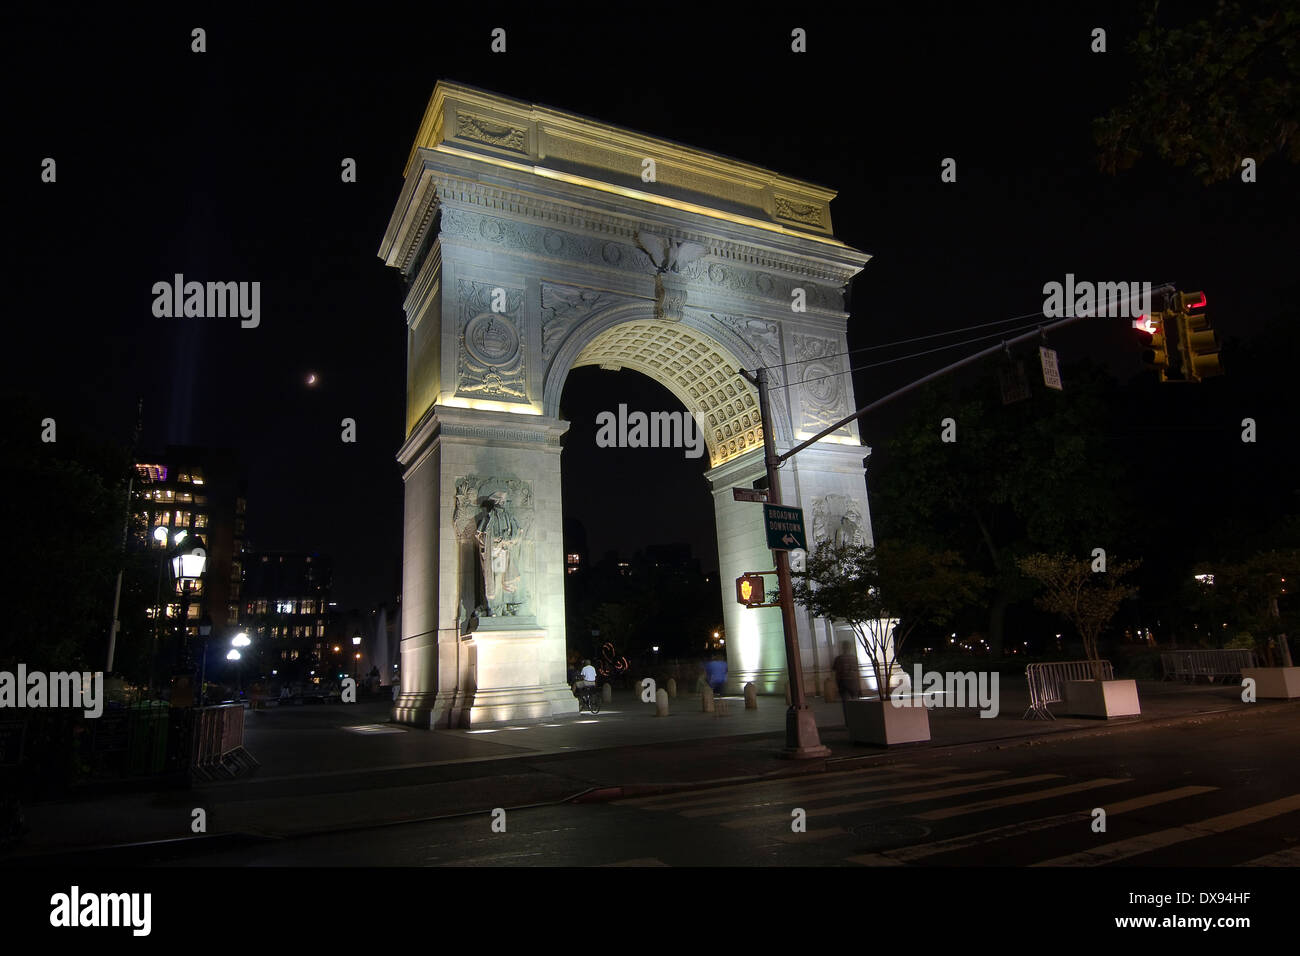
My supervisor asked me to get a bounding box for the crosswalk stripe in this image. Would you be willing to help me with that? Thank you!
[1033,792,1300,866]
[721,773,1062,829]
[1237,846,1300,866]
[915,777,1130,821]
[846,785,1217,865]
[680,770,1008,819]
[617,764,927,809]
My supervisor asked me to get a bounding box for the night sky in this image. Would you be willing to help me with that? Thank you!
[6,4,1297,609]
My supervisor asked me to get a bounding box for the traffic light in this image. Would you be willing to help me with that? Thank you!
[735,573,766,608]
[1174,291,1222,381]
[1135,311,1173,381]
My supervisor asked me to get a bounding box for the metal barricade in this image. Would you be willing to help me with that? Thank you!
[1023,659,1114,719]
[191,704,258,780]
[1160,649,1257,682]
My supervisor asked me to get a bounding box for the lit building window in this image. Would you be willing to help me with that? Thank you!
[194,513,208,528]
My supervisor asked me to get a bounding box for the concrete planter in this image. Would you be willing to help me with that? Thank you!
[1063,678,1141,718]
[1241,666,1300,699]
[845,697,931,745]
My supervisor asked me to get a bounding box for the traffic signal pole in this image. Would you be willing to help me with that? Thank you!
[776,283,1175,464]
[740,282,1174,759]
[742,366,829,758]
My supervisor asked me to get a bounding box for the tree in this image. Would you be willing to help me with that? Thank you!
[870,364,1133,655]
[1095,1,1300,184]
[793,541,983,697]
[1017,553,1141,679]
[1207,549,1300,659]
[0,403,130,672]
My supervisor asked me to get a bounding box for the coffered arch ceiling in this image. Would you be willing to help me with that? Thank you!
[570,321,764,468]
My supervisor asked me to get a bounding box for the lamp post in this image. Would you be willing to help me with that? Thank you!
[149,526,180,695]
[230,631,250,700]
[352,631,363,682]
[170,535,207,703]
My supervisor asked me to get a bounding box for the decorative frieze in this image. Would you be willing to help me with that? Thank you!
[774,195,825,227]
[455,111,528,153]
[438,202,844,312]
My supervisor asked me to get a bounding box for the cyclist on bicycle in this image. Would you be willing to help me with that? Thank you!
[574,659,598,707]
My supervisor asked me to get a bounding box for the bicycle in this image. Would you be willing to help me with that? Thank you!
[574,682,601,714]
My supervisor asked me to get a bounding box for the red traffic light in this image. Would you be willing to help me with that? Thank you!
[1132,314,1161,335]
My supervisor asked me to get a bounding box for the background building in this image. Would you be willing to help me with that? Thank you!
[240,551,335,675]
[132,446,247,640]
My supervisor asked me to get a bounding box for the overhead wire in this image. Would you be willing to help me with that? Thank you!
[767,320,1048,391]
[760,307,1054,374]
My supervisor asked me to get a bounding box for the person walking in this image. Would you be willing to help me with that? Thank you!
[832,642,859,724]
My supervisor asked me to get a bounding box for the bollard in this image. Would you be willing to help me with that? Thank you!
[601,683,612,704]
[701,685,715,713]
[824,677,839,703]
[666,677,677,699]
[744,682,757,709]
[784,681,791,705]
[655,688,669,717]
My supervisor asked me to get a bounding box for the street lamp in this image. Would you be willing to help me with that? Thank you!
[149,526,185,695]
[352,631,363,681]
[169,535,207,702]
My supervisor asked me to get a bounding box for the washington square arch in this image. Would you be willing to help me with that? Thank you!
[380,82,875,728]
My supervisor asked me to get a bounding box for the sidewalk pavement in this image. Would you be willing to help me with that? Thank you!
[6,679,1285,860]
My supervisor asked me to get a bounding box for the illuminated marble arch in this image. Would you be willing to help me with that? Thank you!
[379,82,875,727]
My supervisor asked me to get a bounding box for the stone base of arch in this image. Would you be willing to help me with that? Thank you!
[392,405,576,728]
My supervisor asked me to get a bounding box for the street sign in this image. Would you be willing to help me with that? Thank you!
[732,487,768,503]
[998,360,1030,404]
[763,504,807,551]
[1039,346,1063,391]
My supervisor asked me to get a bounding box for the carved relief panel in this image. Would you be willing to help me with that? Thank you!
[456,278,528,403]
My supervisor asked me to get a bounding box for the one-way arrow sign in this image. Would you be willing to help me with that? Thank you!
[763,504,807,551]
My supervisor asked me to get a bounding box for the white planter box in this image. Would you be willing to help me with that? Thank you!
[1063,678,1141,718]
[1241,667,1300,699]
[845,697,931,745]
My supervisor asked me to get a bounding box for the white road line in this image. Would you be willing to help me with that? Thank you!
[1236,846,1300,866]
[616,764,928,809]
[721,773,1063,829]
[916,777,1130,821]
[1033,793,1300,866]
[845,785,1217,865]
[599,858,670,867]
[680,770,1008,819]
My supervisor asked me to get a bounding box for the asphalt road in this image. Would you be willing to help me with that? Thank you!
[160,707,1300,866]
